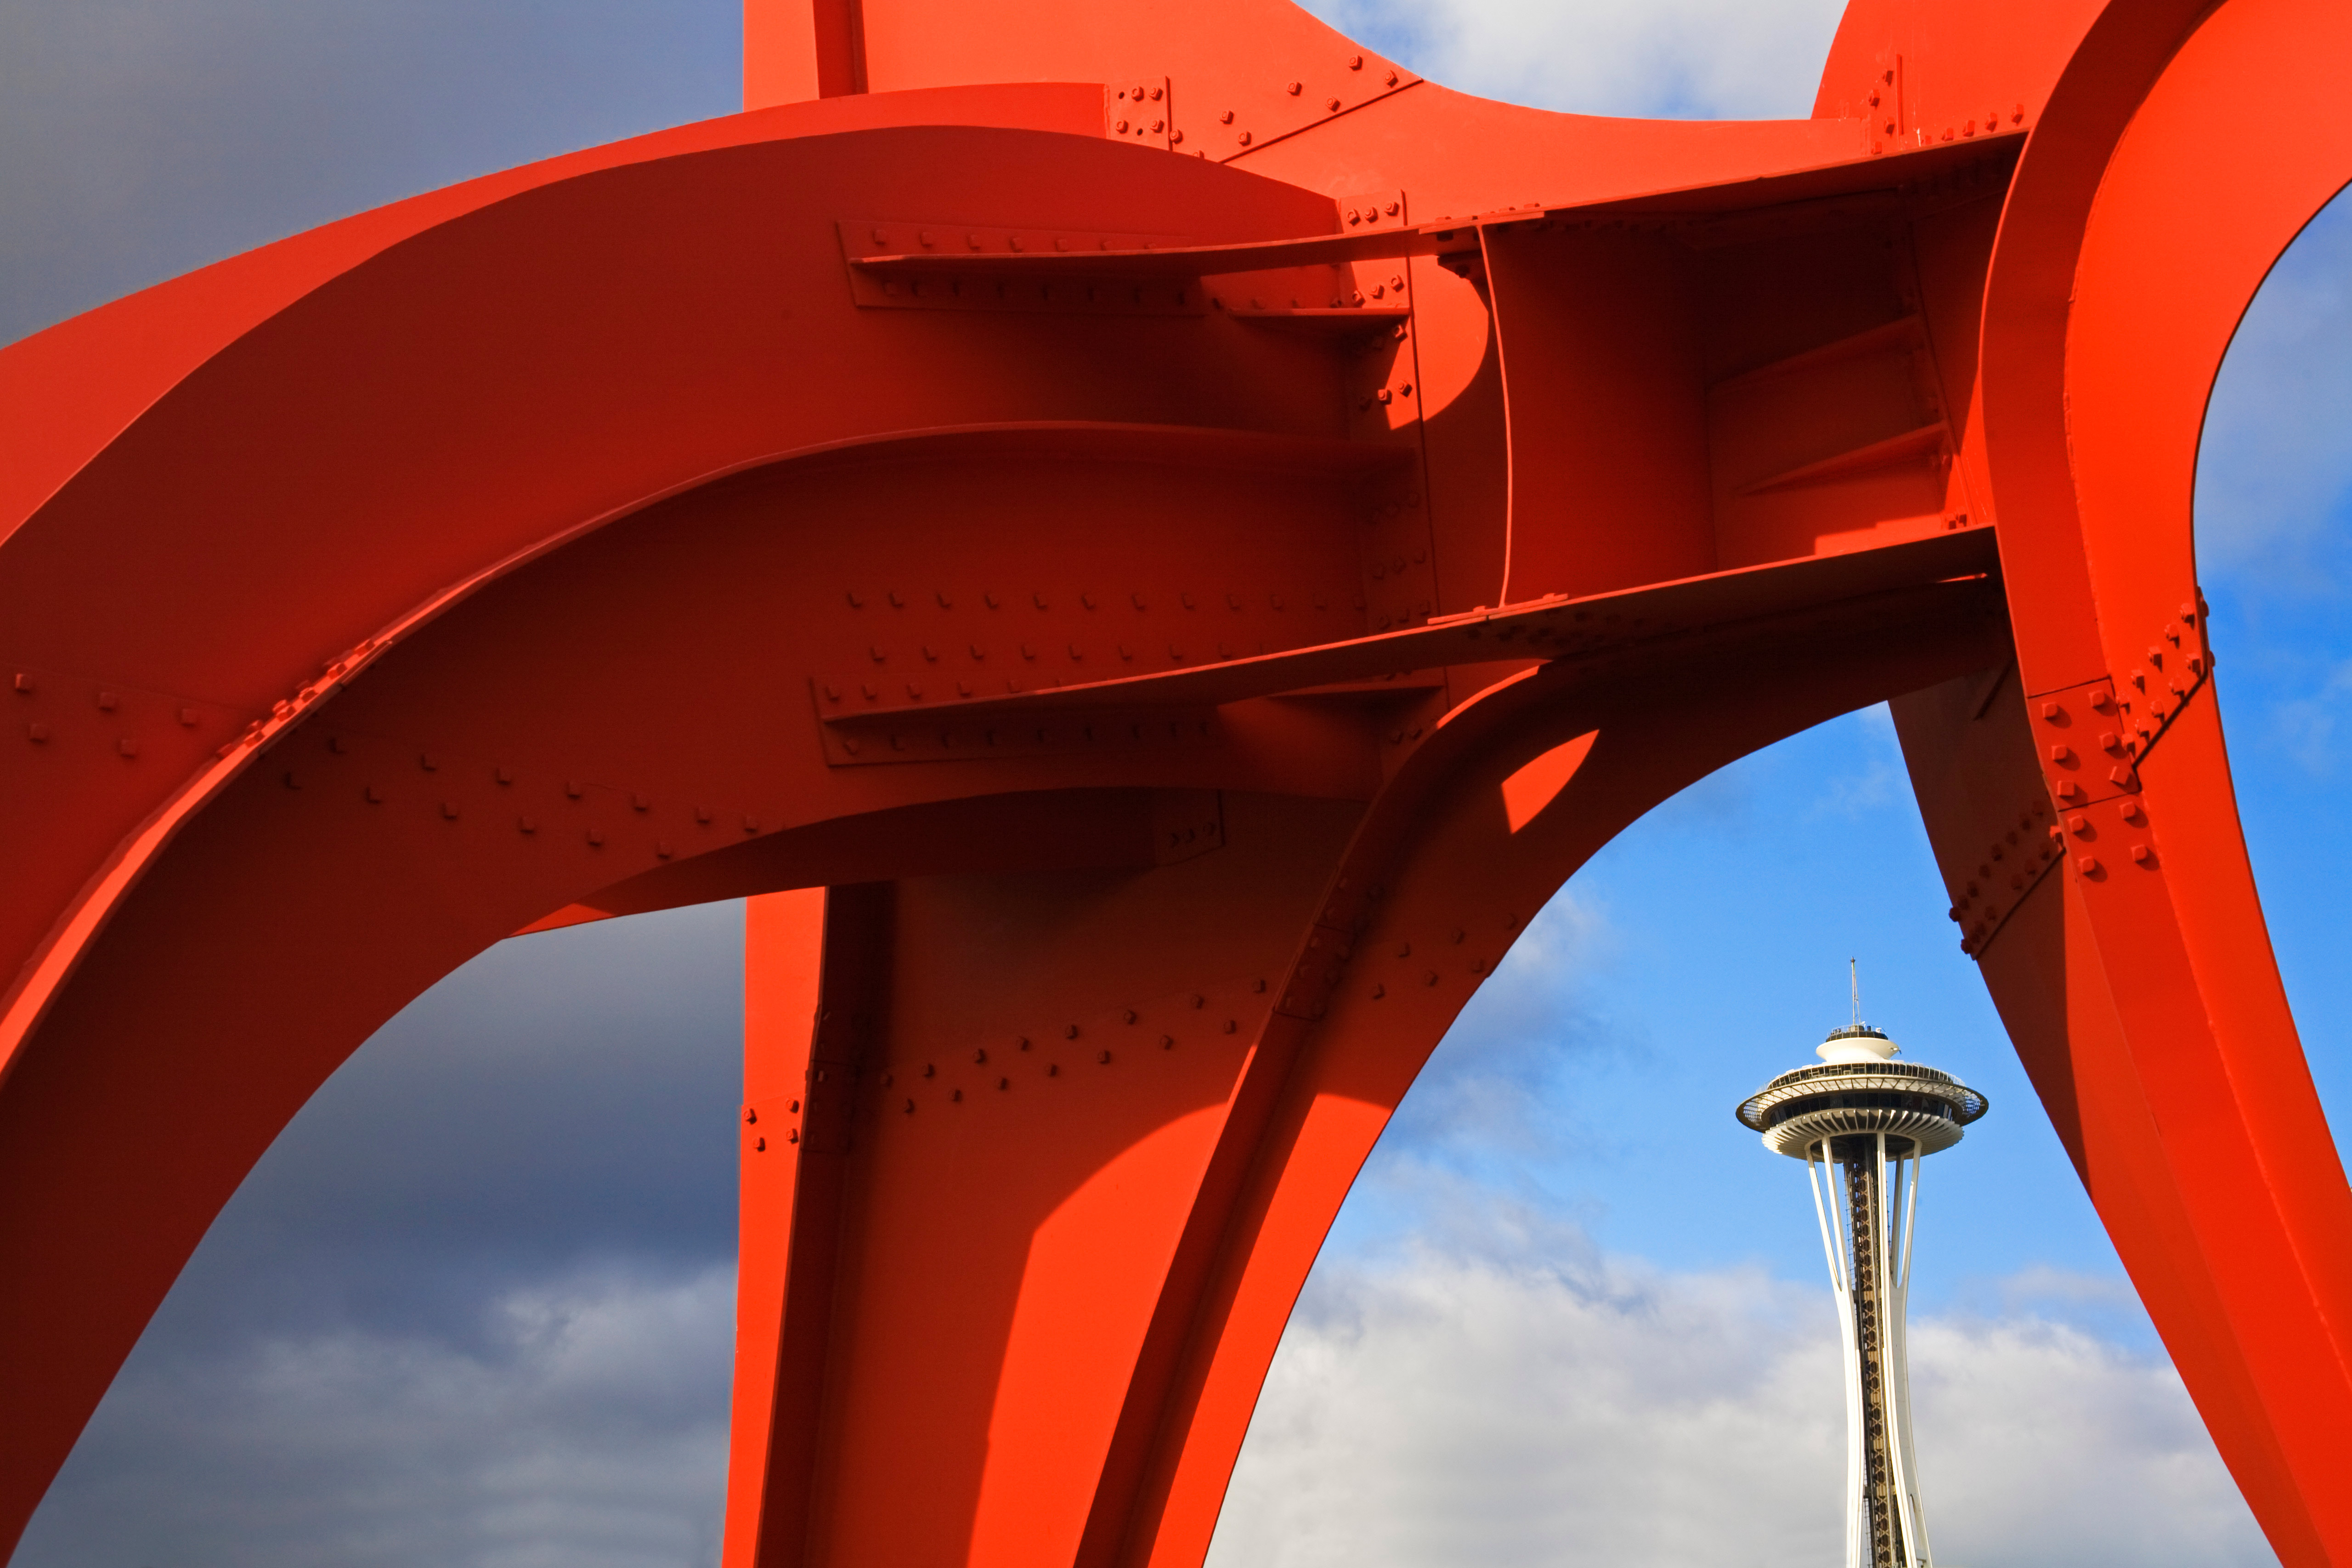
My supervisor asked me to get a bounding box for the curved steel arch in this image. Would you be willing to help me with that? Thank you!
[1,0,2349,1562]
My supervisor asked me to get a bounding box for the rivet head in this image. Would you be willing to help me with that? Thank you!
[1285,80,1301,94]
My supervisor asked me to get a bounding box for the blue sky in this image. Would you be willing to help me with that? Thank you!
[7,0,2343,1563]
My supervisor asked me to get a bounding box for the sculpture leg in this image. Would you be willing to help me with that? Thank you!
[1947,0,2352,1556]
[712,794,1368,1567]
[1895,674,2352,1565]
[724,887,829,1567]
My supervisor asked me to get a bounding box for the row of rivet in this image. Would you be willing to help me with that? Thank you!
[1951,798,2058,956]
[1357,917,1515,1002]
[282,733,769,853]
[823,713,1219,764]
[844,587,1338,613]
[872,984,1265,1115]
[1215,56,1403,153]
[14,669,224,752]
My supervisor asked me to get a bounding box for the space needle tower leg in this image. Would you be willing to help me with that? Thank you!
[1807,1140,1865,1568]
[1891,1143,1932,1566]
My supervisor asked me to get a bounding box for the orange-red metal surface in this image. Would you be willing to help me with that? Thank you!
[1,0,2348,1562]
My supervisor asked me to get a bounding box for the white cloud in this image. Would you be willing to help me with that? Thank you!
[1303,0,1849,119]
[1211,1227,2270,1568]
[17,1262,736,1568]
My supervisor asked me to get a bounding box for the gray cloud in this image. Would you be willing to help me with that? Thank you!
[0,0,738,344]
[16,901,746,1567]
[19,1263,734,1568]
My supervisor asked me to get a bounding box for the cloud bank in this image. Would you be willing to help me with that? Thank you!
[1213,1220,2270,1568]
[15,902,748,1568]
[22,1266,734,1568]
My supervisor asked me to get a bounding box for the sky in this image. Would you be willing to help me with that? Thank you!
[5,0,2346,1563]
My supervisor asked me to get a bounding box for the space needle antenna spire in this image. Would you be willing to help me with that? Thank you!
[1736,983,1990,1568]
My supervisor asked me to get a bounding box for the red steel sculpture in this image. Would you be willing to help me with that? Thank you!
[2,0,2350,1560]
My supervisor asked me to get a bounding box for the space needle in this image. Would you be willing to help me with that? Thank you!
[1735,982,1988,1568]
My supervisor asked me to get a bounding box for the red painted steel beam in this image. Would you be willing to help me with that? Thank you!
[0,0,2346,1562]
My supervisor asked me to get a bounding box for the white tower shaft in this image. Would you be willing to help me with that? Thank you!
[1807,1132,1932,1568]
